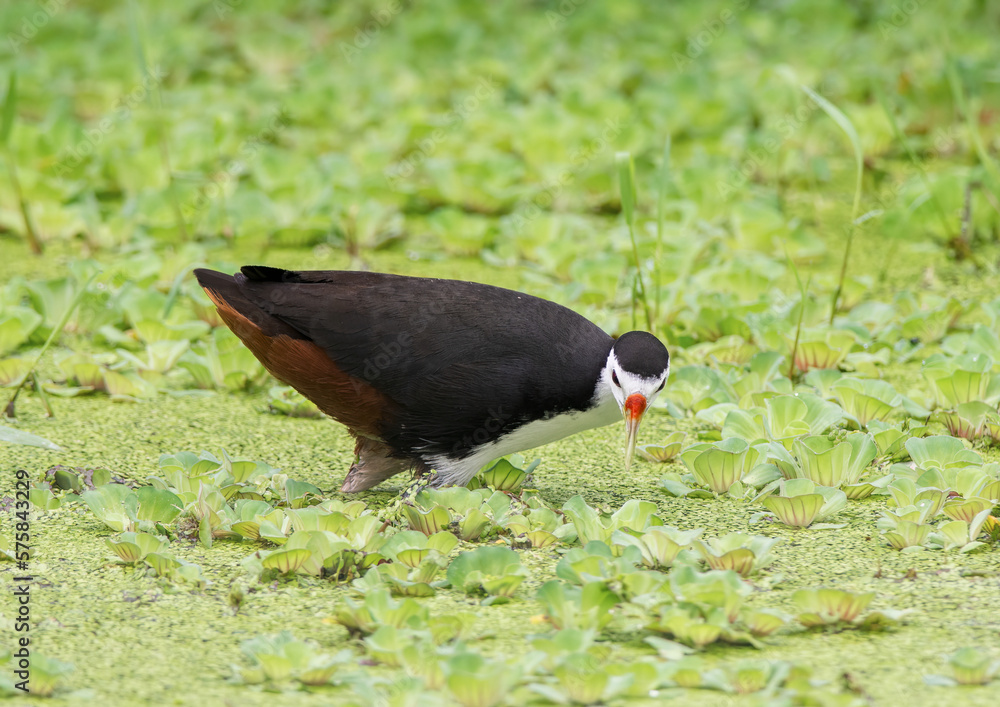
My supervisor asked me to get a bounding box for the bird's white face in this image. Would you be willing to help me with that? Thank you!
[600,350,670,469]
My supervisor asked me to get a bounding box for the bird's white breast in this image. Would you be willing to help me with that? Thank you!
[424,393,622,486]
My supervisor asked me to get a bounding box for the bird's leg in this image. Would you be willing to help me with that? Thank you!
[340,436,414,493]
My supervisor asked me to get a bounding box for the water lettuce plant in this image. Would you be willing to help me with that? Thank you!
[446,546,528,603]
[611,525,703,570]
[793,588,908,630]
[233,631,352,686]
[561,496,661,545]
[756,479,848,528]
[636,431,688,463]
[692,533,781,577]
[924,647,1000,687]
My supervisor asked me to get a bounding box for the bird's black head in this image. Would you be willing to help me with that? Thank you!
[611,331,670,379]
[602,331,671,470]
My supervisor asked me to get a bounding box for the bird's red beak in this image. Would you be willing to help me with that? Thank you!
[623,393,647,470]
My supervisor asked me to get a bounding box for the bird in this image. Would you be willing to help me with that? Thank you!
[194,266,670,492]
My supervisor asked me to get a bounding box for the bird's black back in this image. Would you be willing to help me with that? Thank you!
[233,266,614,459]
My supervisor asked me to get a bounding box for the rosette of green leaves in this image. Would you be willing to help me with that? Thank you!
[924,647,1000,687]
[407,487,516,541]
[446,546,528,603]
[474,454,539,492]
[831,377,902,426]
[722,394,845,450]
[782,433,877,497]
[443,651,524,707]
[790,329,857,373]
[502,497,574,548]
[368,530,458,596]
[867,419,926,463]
[561,496,662,545]
[793,588,907,630]
[922,353,996,408]
[535,581,619,631]
[555,541,644,588]
[926,508,994,553]
[635,567,754,648]
[234,631,353,686]
[81,483,182,533]
[932,401,1000,442]
[612,525,703,569]
[756,479,847,528]
[679,438,761,495]
[335,587,429,637]
[692,533,780,577]
[105,531,167,563]
[907,435,984,470]
[637,431,688,463]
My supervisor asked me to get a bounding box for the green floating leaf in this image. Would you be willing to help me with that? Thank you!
[0,424,61,450]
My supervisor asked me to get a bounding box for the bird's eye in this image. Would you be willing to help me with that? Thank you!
[656,379,665,392]
[611,371,620,387]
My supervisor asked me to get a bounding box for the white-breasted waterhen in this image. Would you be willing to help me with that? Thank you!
[194,266,670,492]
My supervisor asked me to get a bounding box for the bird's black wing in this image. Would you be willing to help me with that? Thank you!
[233,266,613,458]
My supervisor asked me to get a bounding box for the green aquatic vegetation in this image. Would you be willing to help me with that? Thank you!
[662,365,735,413]
[721,393,846,450]
[561,496,661,545]
[475,454,538,492]
[446,545,528,603]
[443,651,523,707]
[679,437,761,495]
[611,525,703,570]
[692,532,781,577]
[868,419,926,463]
[366,530,458,596]
[830,377,902,426]
[232,631,353,687]
[793,588,908,631]
[904,435,982,471]
[781,433,877,489]
[335,587,430,638]
[756,479,848,528]
[631,566,761,648]
[922,353,995,408]
[0,309,41,356]
[0,422,60,450]
[143,552,206,586]
[790,329,857,373]
[266,385,321,418]
[926,509,994,553]
[80,483,140,532]
[177,327,266,391]
[932,401,1000,443]
[535,581,619,632]
[555,541,643,588]
[105,531,167,563]
[15,653,75,697]
[636,431,688,463]
[924,647,1000,687]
